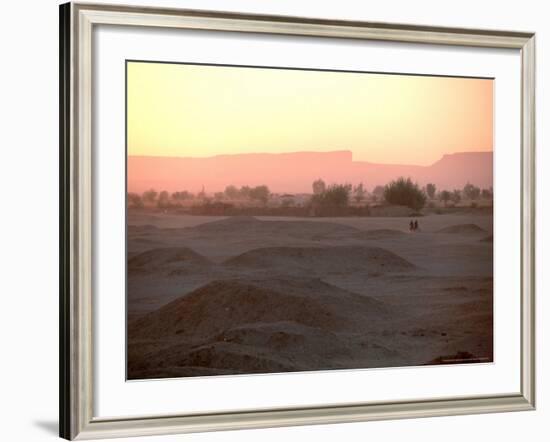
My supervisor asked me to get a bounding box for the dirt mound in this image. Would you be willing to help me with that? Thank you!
[224,246,415,274]
[129,277,390,340]
[130,319,403,378]
[191,217,359,239]
[437,224,486,234]
[192,216,259,231]
[128,224,159,234]
[128,247,212,275]
[355,229,407,240]
[127,277,403,377]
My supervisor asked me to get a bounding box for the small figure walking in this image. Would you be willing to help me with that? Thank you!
[414,220,419,231]
[409,220,414,232]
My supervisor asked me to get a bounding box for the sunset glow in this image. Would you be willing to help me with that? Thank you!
[126,62,495,381]
[127,61,493,166]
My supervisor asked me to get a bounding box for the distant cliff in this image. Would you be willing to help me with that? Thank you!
[128,150,492,193]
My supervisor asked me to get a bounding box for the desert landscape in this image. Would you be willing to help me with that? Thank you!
[126,61,494,379]
[127,209,493,379]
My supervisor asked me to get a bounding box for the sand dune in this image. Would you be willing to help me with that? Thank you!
[129,277,391,339]
[127,212,494,378]
[128,277,405,377]
[191,216,360,239]
[224,245,415,274]
[437,224,486,234]
[128,224,159,234]
[190,215,258,231]
[130,323,402,378]
[128,247,212,275]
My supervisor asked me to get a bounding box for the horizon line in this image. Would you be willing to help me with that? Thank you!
[127,150,493,168]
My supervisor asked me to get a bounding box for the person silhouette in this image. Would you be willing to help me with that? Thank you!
[409,220,414,232]
[414,220,419,231]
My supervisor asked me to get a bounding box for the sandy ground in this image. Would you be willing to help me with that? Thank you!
[127,212,493,379]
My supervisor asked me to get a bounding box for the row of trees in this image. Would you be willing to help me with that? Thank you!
[310,178,493,212]
[128,184,272,209]
[309,179,425,212]
[128,189,193,209]
[382,179,493,210]
[313,179,368,203]
[128,179,492,212]
[223,185,270,204]
[311,183,351,209]
[425,182,493,202]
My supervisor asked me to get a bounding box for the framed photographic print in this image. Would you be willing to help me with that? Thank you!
[59,2,536,440]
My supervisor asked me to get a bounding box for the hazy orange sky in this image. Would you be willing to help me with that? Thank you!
[127,61,493,166]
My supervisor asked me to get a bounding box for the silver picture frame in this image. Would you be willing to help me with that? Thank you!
[59,2,536,439]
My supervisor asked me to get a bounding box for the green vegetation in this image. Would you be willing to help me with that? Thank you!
[310,184,352,216]
[172,190,193,201]
[128,177,491,216]
[238,186,251,198]
[439,190,451,207]
[426,183,436,199]
[312,184,350,206]
[157,190,170,208]
[383,177,427,211]
[353,182,367,203]
[142,189,158,204]
[127,192,144,209]
[481,187,493,199]
[463,182,481,200]
[371,185,385,202]
[224,185,239,199]
[451,189,462,204]
[249,185,270,204]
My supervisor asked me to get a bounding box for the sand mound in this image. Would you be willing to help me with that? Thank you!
[224,246,415,274]
[191,217,359,239]
[129,277,390,341]
[193,216,259,231]
[128,224,159,234]
[127,277,403,377]
[437,224,486,234]
[355,229,407,240]
[131,319,403,378]
[128,247,212,275]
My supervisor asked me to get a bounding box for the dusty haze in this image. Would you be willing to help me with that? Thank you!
[128,150,493,194]
[126,61,494,379]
